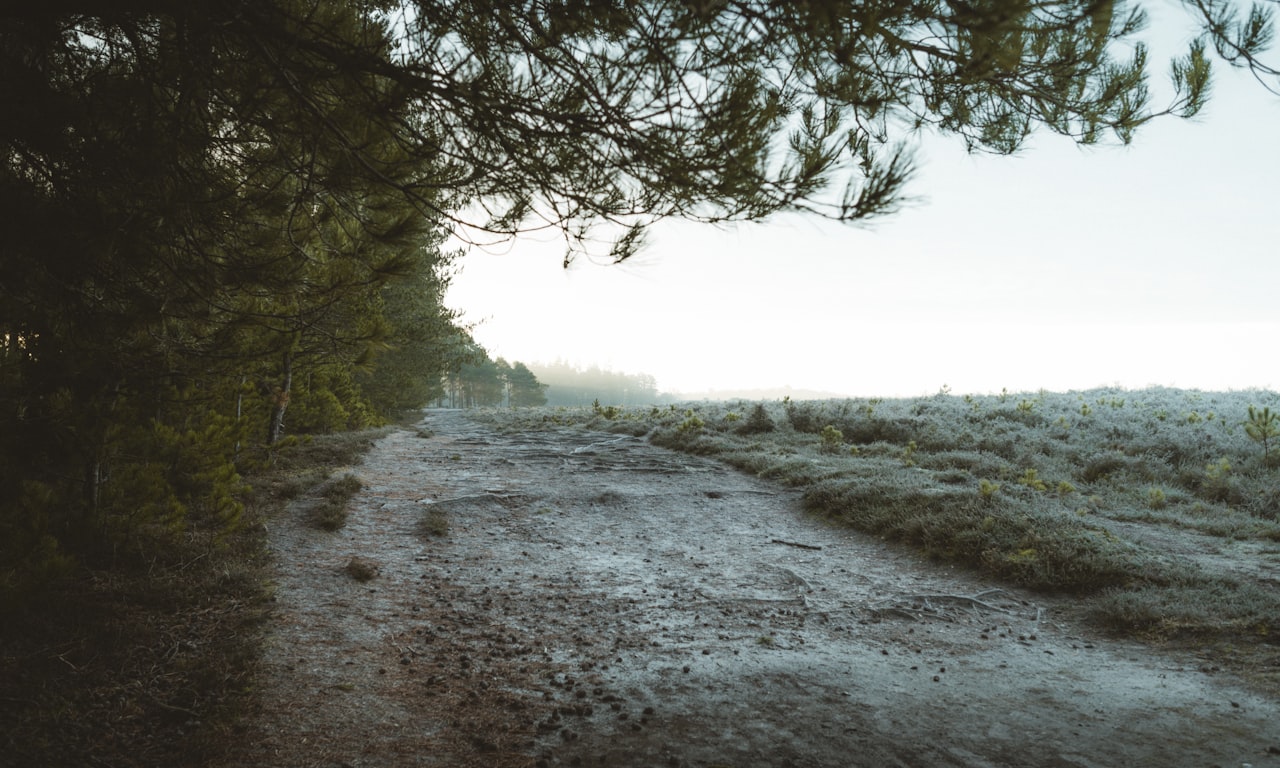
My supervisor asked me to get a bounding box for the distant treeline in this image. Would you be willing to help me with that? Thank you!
[439,354,548,408]
[528,362,676,406]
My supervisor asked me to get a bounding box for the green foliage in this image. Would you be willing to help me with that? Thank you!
[901,440,918,466]
[1199,458,1240,504]
[678,411,706,433]
[592,400,625,420]
[1244,405,1280,464]
[507,361,549,408]
[979,479,1001,506]
[0,1,471,587]
[357,248,465,418]
[1017,468,1048,492]
[819,425,844,454]
[289,384,353,435]
[450,354,508,408]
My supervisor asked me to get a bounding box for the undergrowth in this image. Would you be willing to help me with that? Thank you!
[0,426,389,767]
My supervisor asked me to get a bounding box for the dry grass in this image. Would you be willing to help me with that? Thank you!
[344,556,379,582]
[312,473,365,531]
[420,507,450,538]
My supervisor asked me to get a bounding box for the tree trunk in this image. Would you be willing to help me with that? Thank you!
[266,351,294,445]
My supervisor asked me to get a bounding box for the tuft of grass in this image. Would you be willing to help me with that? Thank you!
[420,507,449,538]
[344,557,378,582]
[801,476,1142,592]
[1087,578,1280,641]
[312,473,364,531]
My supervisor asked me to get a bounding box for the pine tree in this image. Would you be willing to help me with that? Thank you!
[507,362,549,408]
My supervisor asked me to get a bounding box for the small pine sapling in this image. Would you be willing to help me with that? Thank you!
[1017,468,1047,492]
[737,403,776,435]
[819,425,844,454]
[1244,405,1280,466]
[677,410,705,433]
[900,440,917,466]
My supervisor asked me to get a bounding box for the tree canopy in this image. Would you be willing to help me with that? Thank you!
[18,0,1254,264]
[1,0,1275,592]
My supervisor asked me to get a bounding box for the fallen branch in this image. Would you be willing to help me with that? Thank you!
[420,492,507,506]
[767,564,814,593]
[903,593,1009,613]
[771,538,822,551]
[867,589,1021,622]
[570,436,630,454]
[146,693,201,720]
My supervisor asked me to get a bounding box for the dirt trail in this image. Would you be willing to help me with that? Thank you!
[225,409,1280,768]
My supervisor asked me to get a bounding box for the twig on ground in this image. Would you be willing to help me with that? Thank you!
[771,538,822,551]
[766,564,815,594]
[421,493,506,505]
[902,593,1010,613]
[146,693,201,720]
[867,589,1024,622]
[570,436,630,454]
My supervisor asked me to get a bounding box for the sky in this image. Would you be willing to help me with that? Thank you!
[445,14,1280,399]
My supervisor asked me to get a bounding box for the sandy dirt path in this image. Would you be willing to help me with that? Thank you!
[223,409,1280,768]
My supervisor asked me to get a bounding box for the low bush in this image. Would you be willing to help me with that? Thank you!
[737,403,777,435]
[1087,578,1280,640]
[311,473,365,531]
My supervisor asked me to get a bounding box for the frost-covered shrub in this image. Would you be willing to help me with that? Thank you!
[1250,487,1280,521]
[737,403,776,435]
[1079,452,1131,483]
[918,450,1010,477]
[838,416,917,446]
[819,424,844,453]
[984,407,1047,428]
[782,399,824,433]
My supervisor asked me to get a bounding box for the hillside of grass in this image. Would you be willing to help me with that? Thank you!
[478,387,1280,659]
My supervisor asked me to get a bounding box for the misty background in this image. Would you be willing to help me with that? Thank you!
[448,12,1279,400]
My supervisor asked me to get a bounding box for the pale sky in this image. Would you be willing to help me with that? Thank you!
[446,16,1279,398]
